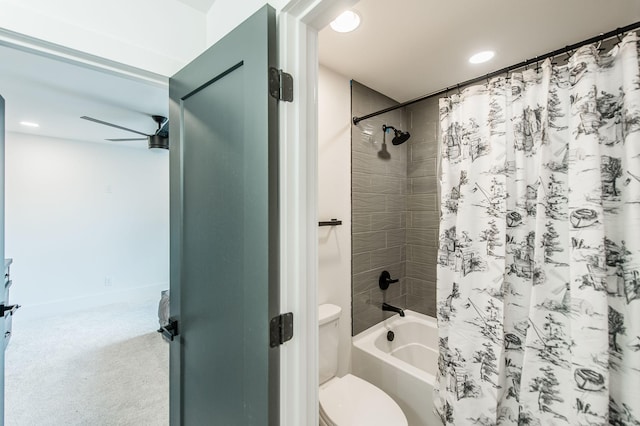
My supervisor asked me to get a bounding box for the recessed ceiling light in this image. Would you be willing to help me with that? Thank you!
[469,51,495,64]
[330,11,361,33]
[20,121,40,128]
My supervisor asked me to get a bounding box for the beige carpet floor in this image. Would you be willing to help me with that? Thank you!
[5,300,169,426]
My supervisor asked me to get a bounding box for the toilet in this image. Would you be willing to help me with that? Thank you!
[318,304,408,426]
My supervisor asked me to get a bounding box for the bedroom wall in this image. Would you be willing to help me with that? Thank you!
[5,133,169,320]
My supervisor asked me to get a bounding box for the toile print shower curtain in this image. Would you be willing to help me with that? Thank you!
[435,32,640,425]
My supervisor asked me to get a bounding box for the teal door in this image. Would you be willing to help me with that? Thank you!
[168,5,279,425]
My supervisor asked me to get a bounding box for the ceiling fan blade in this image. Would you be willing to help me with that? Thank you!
[81,116,149,137]
[106,138,148,142]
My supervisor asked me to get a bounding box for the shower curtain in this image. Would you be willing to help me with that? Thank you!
[435,32,640,425]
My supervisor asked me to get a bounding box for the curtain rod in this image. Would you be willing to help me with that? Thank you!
[352,20,640,125]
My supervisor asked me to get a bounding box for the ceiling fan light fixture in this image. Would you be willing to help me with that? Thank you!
[81,115,169,150]
[148,134,169,150]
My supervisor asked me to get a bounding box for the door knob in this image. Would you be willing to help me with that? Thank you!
[158,318,179,341]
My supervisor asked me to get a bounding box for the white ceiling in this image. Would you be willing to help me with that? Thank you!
[2,1,638,148]
[175,0,216,13]
[0,45,168,149]
[319,0,640,103]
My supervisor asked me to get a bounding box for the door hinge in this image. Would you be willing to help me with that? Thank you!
[270,312,293,347]
[157,318,179,341]
[1,304,20,318]
[269,68,293,102]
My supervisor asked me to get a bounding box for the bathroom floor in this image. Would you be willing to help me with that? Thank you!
[5,300,168,426]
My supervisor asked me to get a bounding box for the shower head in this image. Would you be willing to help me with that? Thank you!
[382,124,411,145]
[392,130,411,145]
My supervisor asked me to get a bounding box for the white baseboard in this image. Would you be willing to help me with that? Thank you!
[15,282,168,322]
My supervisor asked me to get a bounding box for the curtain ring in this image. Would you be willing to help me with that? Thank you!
[596,38,603,52]
[486,74,490,85]
[564,46,571,62]
[616,30,623,46]
[535,57,540,72]
[456,84,461,95]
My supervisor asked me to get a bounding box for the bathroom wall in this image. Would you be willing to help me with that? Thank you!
[351,82,440,334]
[318,65,352,375]
[351,81,408,335]
[404,98,440,317]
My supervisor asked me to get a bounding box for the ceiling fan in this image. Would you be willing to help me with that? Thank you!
[80,114,169,150]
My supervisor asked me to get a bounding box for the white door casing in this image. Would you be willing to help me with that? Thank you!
[277,1,358,424]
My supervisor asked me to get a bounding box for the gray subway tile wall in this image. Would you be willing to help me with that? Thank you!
[408,194,438,211]
[352,231,387,254]
[351,81,440,335]
[351,80,408,335]
[405,97,440,317]
[406,228,438,246]
[370,212,403,231]
[352,262,404,295]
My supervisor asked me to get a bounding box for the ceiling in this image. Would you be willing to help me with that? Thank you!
[175,0,216,13]
[2,1,638,148]
[0,45,168,149]
[319,0,640,103]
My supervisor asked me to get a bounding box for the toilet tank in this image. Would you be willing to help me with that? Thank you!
[318,304,342,385]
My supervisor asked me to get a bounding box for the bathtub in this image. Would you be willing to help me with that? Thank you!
[352,310,441,426]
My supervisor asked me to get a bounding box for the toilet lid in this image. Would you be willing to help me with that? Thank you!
[319,374,408,426]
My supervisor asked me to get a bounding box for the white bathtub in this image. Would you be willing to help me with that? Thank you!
[352,310,441,426]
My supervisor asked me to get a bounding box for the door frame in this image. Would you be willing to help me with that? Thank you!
[0,28,169,88]
[277,1,357,424]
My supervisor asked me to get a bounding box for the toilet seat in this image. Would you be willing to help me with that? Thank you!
[319,374,408,426]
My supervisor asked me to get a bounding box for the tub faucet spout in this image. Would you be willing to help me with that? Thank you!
[382,303,405,317]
